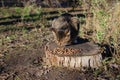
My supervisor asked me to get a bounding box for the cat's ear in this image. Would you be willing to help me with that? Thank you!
[50,19,57,33]
[51,19,56,27]
[71,17,80,31]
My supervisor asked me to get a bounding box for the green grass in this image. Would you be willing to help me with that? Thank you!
[80,0,120,58]
[79,2,120,78]
[0,1,120,79]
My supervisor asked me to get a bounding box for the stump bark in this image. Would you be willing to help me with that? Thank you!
[44,42,102,68]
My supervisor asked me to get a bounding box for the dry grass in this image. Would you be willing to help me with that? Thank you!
[0,1,120,79]
[80,0,120,60]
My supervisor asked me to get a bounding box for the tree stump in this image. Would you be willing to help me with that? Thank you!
[44,42,102,68]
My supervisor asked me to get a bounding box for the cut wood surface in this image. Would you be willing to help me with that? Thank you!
[44,41,103,68]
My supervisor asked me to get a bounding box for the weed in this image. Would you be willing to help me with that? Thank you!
[14,7,22,16]
[21,1,43,22]
[93,68,102,77]
[78,0,83,6]
[15,76,21,80]
[81,0,120,54]
[21,2,34,21]
[58,10,63,15]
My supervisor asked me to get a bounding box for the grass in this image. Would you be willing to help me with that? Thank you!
[0,0,120,79]
[21,2,43,22]
[80,0,120,58]
[79,1,120,78]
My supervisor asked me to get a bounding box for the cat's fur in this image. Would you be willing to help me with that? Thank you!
[51,13,80,46]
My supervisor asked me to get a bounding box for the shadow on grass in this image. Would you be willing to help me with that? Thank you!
[100,44,115,60]
[0,11,87,26]
[0,9,90,33]
[0,25,36,33]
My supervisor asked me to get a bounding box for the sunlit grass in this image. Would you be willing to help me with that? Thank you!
[79,0,120,66]
[0,1,120,79]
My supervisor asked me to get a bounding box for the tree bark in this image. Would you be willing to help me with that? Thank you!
[44,42,102,68]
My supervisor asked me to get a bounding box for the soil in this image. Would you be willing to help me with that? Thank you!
[0,28,91,80]
[0,5,120,79]
[0,28,120,80]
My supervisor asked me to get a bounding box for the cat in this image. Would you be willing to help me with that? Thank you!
[50,13,80,46]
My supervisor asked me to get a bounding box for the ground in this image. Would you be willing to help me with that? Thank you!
[0,28,120,80]
[0,7,120,80]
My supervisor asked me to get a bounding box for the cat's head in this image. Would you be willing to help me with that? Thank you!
[50,13,80,46]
